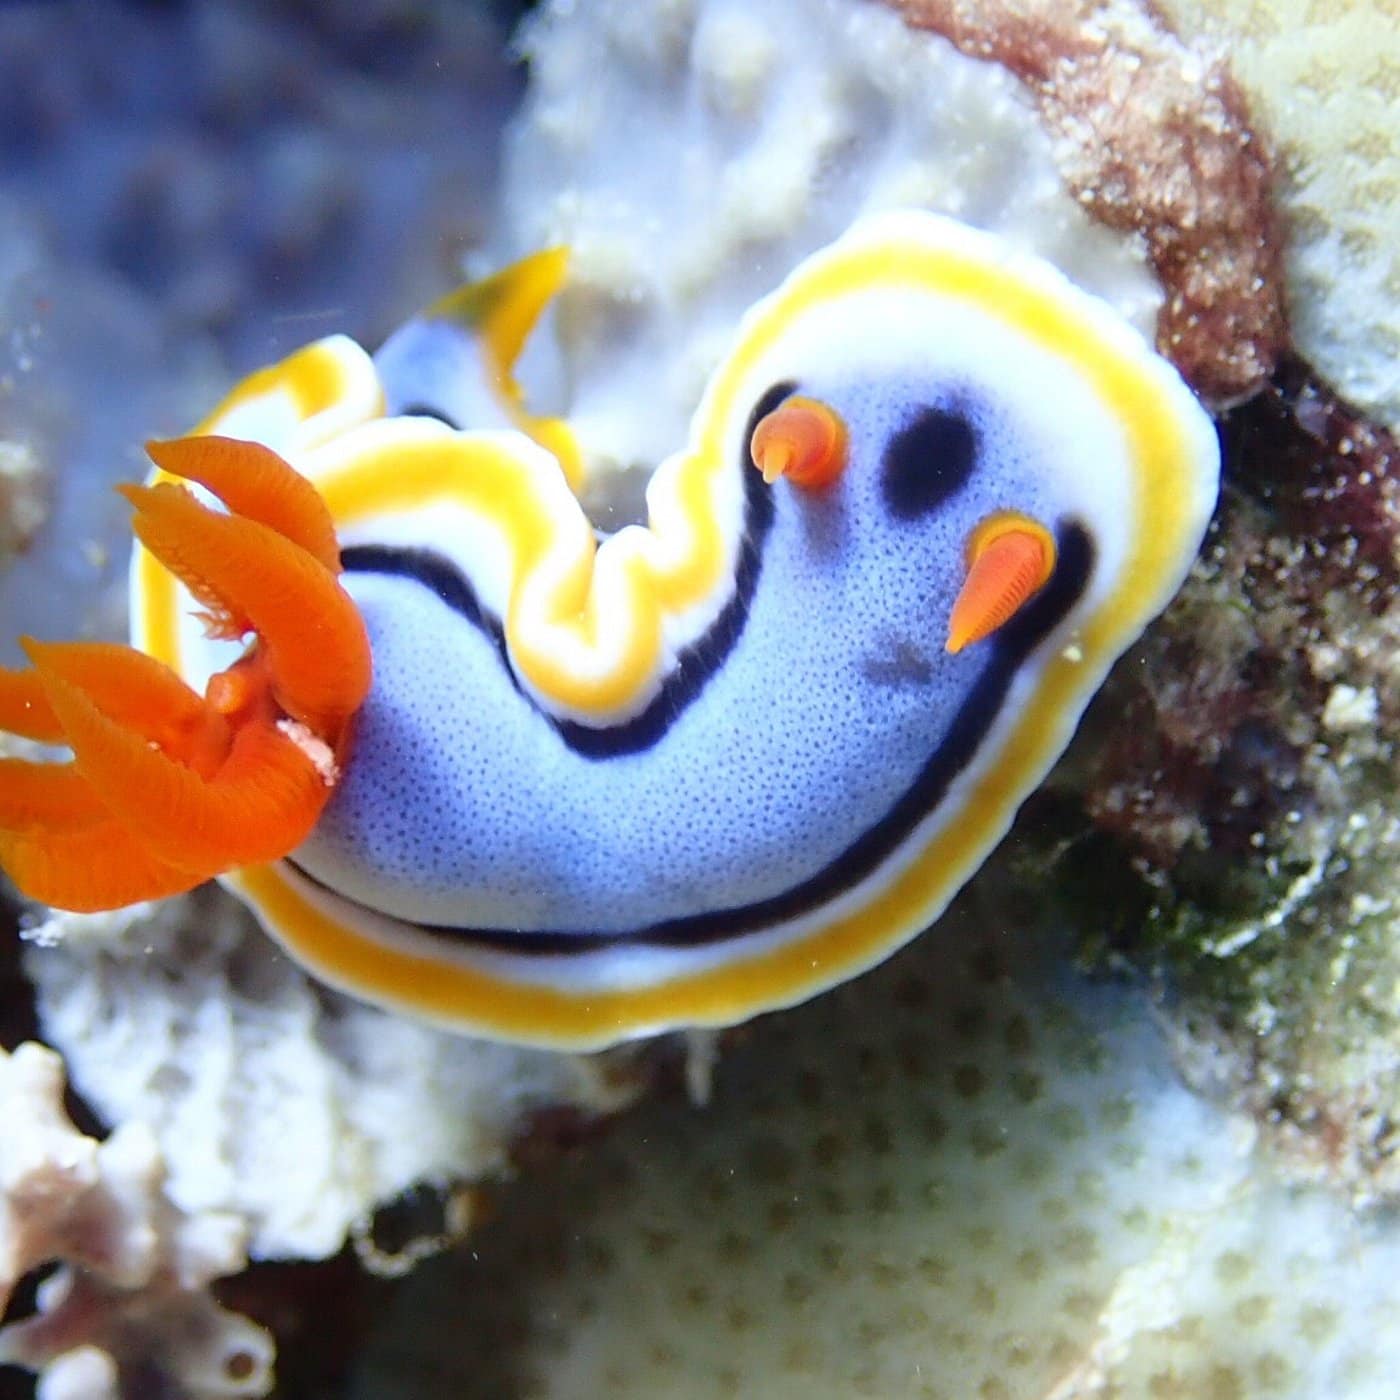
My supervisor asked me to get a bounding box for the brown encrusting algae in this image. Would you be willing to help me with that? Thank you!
[887,0,1287,403]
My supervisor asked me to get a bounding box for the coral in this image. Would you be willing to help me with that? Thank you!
[1010,361,1400,1205]
[0,1041,273,1399]
[0,440,45,563]
[1159,0,1400,433]
[0,0,519,664]
[21,892,647,1262]
[345,915,1400,1398]
[0,199,224,661]
[500,0,1162,501]
[884,0,1285,405]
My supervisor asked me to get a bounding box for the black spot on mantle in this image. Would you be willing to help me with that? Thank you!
[882,404,978,520]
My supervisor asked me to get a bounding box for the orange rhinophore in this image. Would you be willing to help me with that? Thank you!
[750,395,849,491]
[0,436,371,913]
[946,512,1057,655]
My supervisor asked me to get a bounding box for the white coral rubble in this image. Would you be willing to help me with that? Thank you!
[22,894,646,1263]
[499,0,1163,502]
[0,1041,273,1399]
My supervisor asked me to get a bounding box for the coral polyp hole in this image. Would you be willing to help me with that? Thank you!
[224,1350,257,1382]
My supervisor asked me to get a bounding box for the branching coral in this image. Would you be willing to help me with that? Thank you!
[0,1041,274,1399]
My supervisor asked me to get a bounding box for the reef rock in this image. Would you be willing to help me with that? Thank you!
[0,1040,273,1399]
[1160,0,1400,433]
[21,895,646,1263]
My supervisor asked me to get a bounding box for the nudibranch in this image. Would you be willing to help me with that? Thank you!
[0,212,1219,1049]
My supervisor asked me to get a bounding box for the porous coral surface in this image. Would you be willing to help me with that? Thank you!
[349,914,1400,1399]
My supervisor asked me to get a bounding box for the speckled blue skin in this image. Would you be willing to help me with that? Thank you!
[296,369,1069,940]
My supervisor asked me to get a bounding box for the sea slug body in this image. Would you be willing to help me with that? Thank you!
[1,211,1219,1049]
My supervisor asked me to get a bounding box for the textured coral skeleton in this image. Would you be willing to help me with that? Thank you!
[0,1041,274,1398]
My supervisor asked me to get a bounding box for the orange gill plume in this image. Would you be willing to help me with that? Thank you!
[0,436,371,912]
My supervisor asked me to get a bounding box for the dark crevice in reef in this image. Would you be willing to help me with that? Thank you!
[1223,353,1400,592]
[215,1251,392,1400]
[0,894,39,1054]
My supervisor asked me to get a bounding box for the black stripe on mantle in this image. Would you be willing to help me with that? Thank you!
[295,519,1094,954]
[339,382,788,759]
